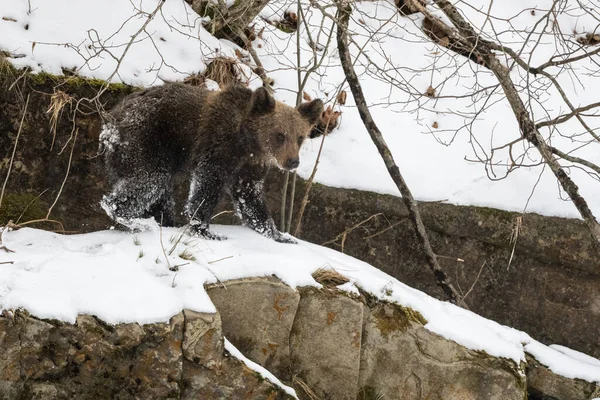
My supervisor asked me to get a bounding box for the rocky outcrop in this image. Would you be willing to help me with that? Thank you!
[290,288,364,400]
[0,309,291,400]
[1,65,600,360]
[1,277,598,399]
[207,277,300,380]
[359,301,525,400]
[525,355,600,400]
[209,278,529,400]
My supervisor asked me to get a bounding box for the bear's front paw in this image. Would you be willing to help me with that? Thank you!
[271,230,297,244]
[188,224,227,241]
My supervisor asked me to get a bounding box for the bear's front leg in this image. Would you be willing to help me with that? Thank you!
[185,164,228,240]
[232,164,296,244]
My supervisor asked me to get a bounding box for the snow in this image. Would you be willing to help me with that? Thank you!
[1,0,599,218]
[224,338,298,398]
[525,341,600,383]
[1,0,599,387]
[1,226,599,384]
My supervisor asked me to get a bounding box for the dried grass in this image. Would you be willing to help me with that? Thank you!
[312,266,350,288]
[47,90,73,151]
[183,73,206,87]
[202,56,247,87]
[292,376,320,400]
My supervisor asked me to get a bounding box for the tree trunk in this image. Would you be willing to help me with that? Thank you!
[189,0,271,46]
[335,0,468,308]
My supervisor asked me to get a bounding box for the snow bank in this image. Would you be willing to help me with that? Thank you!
[1,226,599,383]
[1,0,599,218]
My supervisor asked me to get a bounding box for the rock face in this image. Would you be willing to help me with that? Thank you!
[290,288,364,400]
[1,66,600,360]
[1,277,598,400]
[207,277,300,380]
[0,310,291,400]
[207,279,528,400]
[525,355,600,400]
[359,302,524,399]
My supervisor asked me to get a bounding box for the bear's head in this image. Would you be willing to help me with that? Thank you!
[245,87,323,170]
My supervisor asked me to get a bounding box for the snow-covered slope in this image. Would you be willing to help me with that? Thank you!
[1,226,599,383]
[1,0,598,218]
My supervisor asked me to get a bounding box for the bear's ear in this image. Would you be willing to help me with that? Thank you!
[251,87,276,115]
[297,99,324,126]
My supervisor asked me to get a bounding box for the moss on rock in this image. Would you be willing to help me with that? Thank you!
[0,192,47,224]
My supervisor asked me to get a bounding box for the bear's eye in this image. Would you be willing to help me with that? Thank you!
[277,132,285,143]
[297,136,304,145]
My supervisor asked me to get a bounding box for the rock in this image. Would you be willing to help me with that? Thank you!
[182,310,223,368]
[290,287,364,400]
[526,355,599,400]
[0,316,22,381]
[2,278,599,399]
[359,301,527,399]
[182,358,291,399]
[207,277,300,380]
[0,309,292,399]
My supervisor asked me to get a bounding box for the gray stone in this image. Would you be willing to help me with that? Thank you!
[359,302,527,400]
[526,355,598,400]
[182,310,223,368]
[182,358,292,400]
[207,276,300,380]
[0,308,293,400]
[290,287,364,400]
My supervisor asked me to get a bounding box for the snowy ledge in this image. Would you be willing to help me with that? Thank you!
[1,225,599,385]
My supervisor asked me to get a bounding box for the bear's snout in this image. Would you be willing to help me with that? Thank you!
[284,158,300,170]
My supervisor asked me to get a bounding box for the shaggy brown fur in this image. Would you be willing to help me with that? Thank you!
[100,83,323,242]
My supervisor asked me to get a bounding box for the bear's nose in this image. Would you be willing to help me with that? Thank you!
[285,158,300,170]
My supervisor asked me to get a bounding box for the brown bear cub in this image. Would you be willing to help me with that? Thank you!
[100,83,323,243]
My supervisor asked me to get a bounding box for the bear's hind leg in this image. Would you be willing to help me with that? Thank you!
[101,172,172,231]
[185,164,228,240]
[148,193,176,227]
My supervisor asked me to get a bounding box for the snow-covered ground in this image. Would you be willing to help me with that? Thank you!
[1,0,599,218]
[1,226,599,384]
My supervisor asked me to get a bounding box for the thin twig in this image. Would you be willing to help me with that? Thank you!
[46,128,78,219]
[0,94,30,210]
[321,213,382,253]
[208,255,233,264]
[462,261,487,300]
[16,188,49,224]
[293,86,343,237]
[159,213,173,271]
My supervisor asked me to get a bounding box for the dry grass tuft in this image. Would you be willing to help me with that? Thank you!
[183,73,206,87]
[178,248,196,262]
[202,56,247,88]
[312,266,350,288]
[292,376,320,400]
[47,90,73,150]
